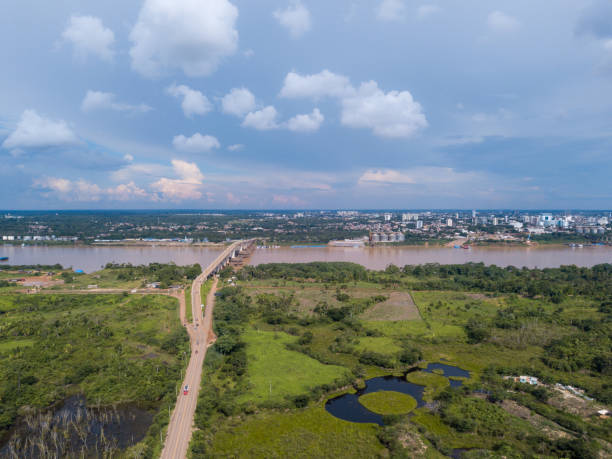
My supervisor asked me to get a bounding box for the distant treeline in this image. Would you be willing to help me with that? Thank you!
[0,264,63,271]
[242,262,612,302]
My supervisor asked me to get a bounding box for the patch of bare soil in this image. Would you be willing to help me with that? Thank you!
[360,291,421,321]
[548,388,602,418]
[500,400,572,440]
[395,424,428,457]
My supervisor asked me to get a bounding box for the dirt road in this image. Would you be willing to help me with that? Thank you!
[160,276,218,459]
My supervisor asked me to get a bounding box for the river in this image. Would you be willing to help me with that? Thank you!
[0,244,611,273]
[250,245,612,270]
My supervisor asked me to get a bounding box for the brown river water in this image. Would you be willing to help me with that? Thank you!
[1,244,611,273]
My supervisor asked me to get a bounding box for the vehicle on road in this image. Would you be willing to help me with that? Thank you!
[183,385,189,395]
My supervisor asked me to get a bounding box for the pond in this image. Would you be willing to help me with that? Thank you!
[325,363,470,426]
[0,395,153,458]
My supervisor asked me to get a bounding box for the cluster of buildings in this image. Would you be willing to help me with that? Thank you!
[1,235,78,242]
[370,232,406,243]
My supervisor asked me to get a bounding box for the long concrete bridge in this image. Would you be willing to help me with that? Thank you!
[201,238,256,278]
[160,239,256,459]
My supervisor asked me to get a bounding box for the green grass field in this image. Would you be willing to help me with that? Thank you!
[359,391,417,415]
[211,404,386,458]
[354,336,402,355]
[238,329,350,405]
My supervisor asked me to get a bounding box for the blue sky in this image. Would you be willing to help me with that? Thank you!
[1,0,612,209]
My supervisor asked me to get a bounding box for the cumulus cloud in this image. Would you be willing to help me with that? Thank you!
[242,106,280,130]
[487,11,520,32]
[280,70,352,99]
[129,0,239,77]
[81,90,152,114]
[166,84,212,117]
[273,1,311,38]
[62,15,115,61]
[34,176,149,201]
[287,108,324,132]
[417,5,442,20]
[341,81,427,138]
[221,87,256,117]
[172,133,220,153]
[279,70,426,138]
[151,159,205,200]
[2,110,79,150]
[377,0,406,21]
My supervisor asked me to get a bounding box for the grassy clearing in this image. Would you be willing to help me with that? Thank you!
[359,391,417,415]
[405,371,449,401]
[354,336,402,355]
[360,291,420,321]
[238,329,350,405]
[211,404,386,458]
[0,338,35,352]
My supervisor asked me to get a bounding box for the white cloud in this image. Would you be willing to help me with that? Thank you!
[341,81,427,138]
[221,87,256,117]
[227,144,244,151]
[377,0,406,21]
[151,159,205,200]
[242,106,280,130]
[34,176,149,201]
[62,15,115,61]
[81,90,152,114]
[111,162,171,182]
[487,11,520,32]
[2,110,79,150]
[172,133,220,153]
[287,108,324,132]
[417,5,442,20]
[273,1,311,38]
[279,70,426,138]
[166,84,212,118]
[280,70,352,99]
[129,0,239,77]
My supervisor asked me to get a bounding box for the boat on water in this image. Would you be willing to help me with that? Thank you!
[0,256,8,261]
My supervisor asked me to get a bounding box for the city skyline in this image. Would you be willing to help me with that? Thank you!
[2,0,612,209]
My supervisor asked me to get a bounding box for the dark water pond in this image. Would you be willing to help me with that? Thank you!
[325,363,471,426]
[325,375,426,426]
[423,362,470,379]
[0,395,152,458]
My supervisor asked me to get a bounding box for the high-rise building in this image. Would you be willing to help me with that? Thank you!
[416,220,423,229]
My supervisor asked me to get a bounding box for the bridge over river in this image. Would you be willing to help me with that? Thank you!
[160,239,255,459]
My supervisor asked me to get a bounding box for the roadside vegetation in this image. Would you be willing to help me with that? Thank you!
[0,272,191,457]
[190,262,612,458]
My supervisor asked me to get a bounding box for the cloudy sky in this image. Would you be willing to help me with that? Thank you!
[1,0,612,209]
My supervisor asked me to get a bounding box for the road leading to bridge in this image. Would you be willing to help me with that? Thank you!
[160,240,249,459]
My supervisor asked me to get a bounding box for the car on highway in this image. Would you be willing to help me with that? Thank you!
[183,385,189,395]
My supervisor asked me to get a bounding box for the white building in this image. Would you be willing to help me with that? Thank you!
[446,218,453,227]
[416,220,424,229]
[384,213,392,222]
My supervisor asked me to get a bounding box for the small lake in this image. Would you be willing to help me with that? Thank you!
[325,363,470,426]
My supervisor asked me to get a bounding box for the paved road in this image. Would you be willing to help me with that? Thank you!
[160,240,248,459]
